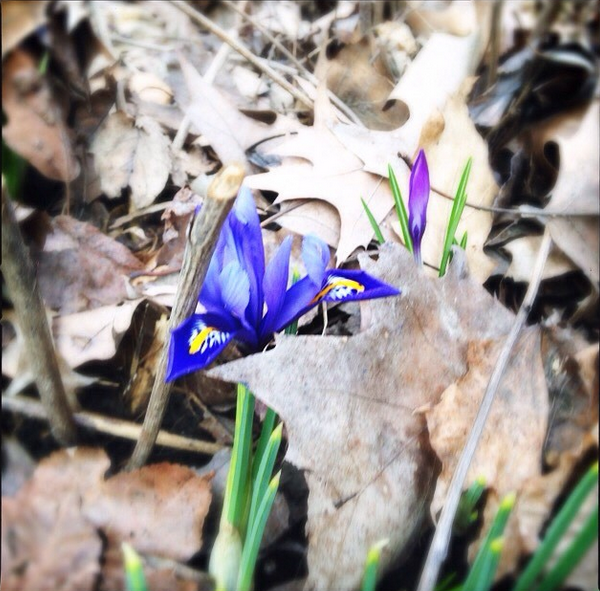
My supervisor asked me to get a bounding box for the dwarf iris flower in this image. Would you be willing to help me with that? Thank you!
[408,149,430,266]
[166,186,400,381]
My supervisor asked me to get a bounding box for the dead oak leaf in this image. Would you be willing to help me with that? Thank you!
[90,111,171,209]
[36,215,143,314]
[209,245,517,590]
[246,115,395,263]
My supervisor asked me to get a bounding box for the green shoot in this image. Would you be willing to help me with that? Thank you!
[535,503,598,591]
[461,492,515,591]
[2,139,26,201]
[439,158,472,277]
[455,476,486,533]
[388,164,413,253]
[252,407,277,482]
[38,51,50,74]
[238,472,282,591]
[361,197,385,245]
[361,539,389,591]
[514,461,599,591]
[223,384,255,533]
[248,423,283,533]
[122,543,148,591]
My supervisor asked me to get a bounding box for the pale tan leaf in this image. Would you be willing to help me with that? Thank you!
[90,111,171,209]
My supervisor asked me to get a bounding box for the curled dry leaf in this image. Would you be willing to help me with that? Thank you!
[425,330,549,578]
[90,111,171,209]
[209,245,520,590]
[1,448,212,591]
[36,215,143,314]
[2,49,80,182]
[531,99,600,285]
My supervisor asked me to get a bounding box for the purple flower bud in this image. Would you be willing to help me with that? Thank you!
[408,149,430,266]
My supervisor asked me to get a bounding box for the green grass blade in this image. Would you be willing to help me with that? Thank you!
[439,158,472,276]
[459,231,468,250]
[536,503,598,591]
[122,543,148,591]
[238,472,281,591]
[361,197,385,245]
[248,423,282,532]
[514,461,598,591]
[462,492,515,590]
[224,384,255,532]
[361,539,388,591]
[2,139,26,200]
[388,163,413,253]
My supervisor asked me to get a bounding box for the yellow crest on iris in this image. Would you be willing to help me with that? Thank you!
[189,324,229,355]
[312,275,365,303]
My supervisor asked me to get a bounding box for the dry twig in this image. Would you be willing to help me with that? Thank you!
[416,229,553,591]
[127,164,244,469]
[2,394,224,455]
[2,187,77,445]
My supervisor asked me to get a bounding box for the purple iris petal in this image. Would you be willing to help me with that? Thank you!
[260,236,293,341]
[227,187,265,328]
[166,312,238,381]
[302,234,330,286]
[408,149,430,266]
[167,186,401,381]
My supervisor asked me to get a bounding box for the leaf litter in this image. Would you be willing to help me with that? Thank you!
[2,2,599,590]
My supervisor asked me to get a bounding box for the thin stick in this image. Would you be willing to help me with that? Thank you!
[127,163,244,469]
[1,188,77,445]
[416,229,553,591]
[172,0,314,111]
[2,394,224,455]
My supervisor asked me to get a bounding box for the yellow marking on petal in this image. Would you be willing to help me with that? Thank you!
[189,326,215,354]
[311,277,365,303]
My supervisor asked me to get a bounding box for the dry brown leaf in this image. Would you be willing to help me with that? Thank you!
[530,100,600,285]
[324,36,408,131]
[2,49,80,182]
[90,111,171,209]
[1,448,213,591]
[83,462,212,561]
[178,55,300,172]
[36,215,143,314]
[1,0,49,55]
[209,245,520,590]
[1,448,109,591]
[425,332,549,577]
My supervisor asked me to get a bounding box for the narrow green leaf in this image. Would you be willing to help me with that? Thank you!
[238,472,281,591]
[284,268,301,335]
[439,158,472,276]
[2,139,26,200]
[248,423,282,532]
[514,461,598,591]
[388,164,413,253]
[536,503,598,591]
[224,384,255,533]
[462,492,514,591]
[459,231,468,250]
[252,407,277,482]
[361,539,388,591]
[122,543,148,591]
[361,197,385,245]
[38,51,50,74]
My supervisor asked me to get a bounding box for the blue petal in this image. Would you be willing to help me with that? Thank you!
[166,313,238,381]
[312,269,401,304]
[302,234,330,286]
[272,275,321,333]
[260,236,292,342]
[219,261,250,319]
[226,186,265,330]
